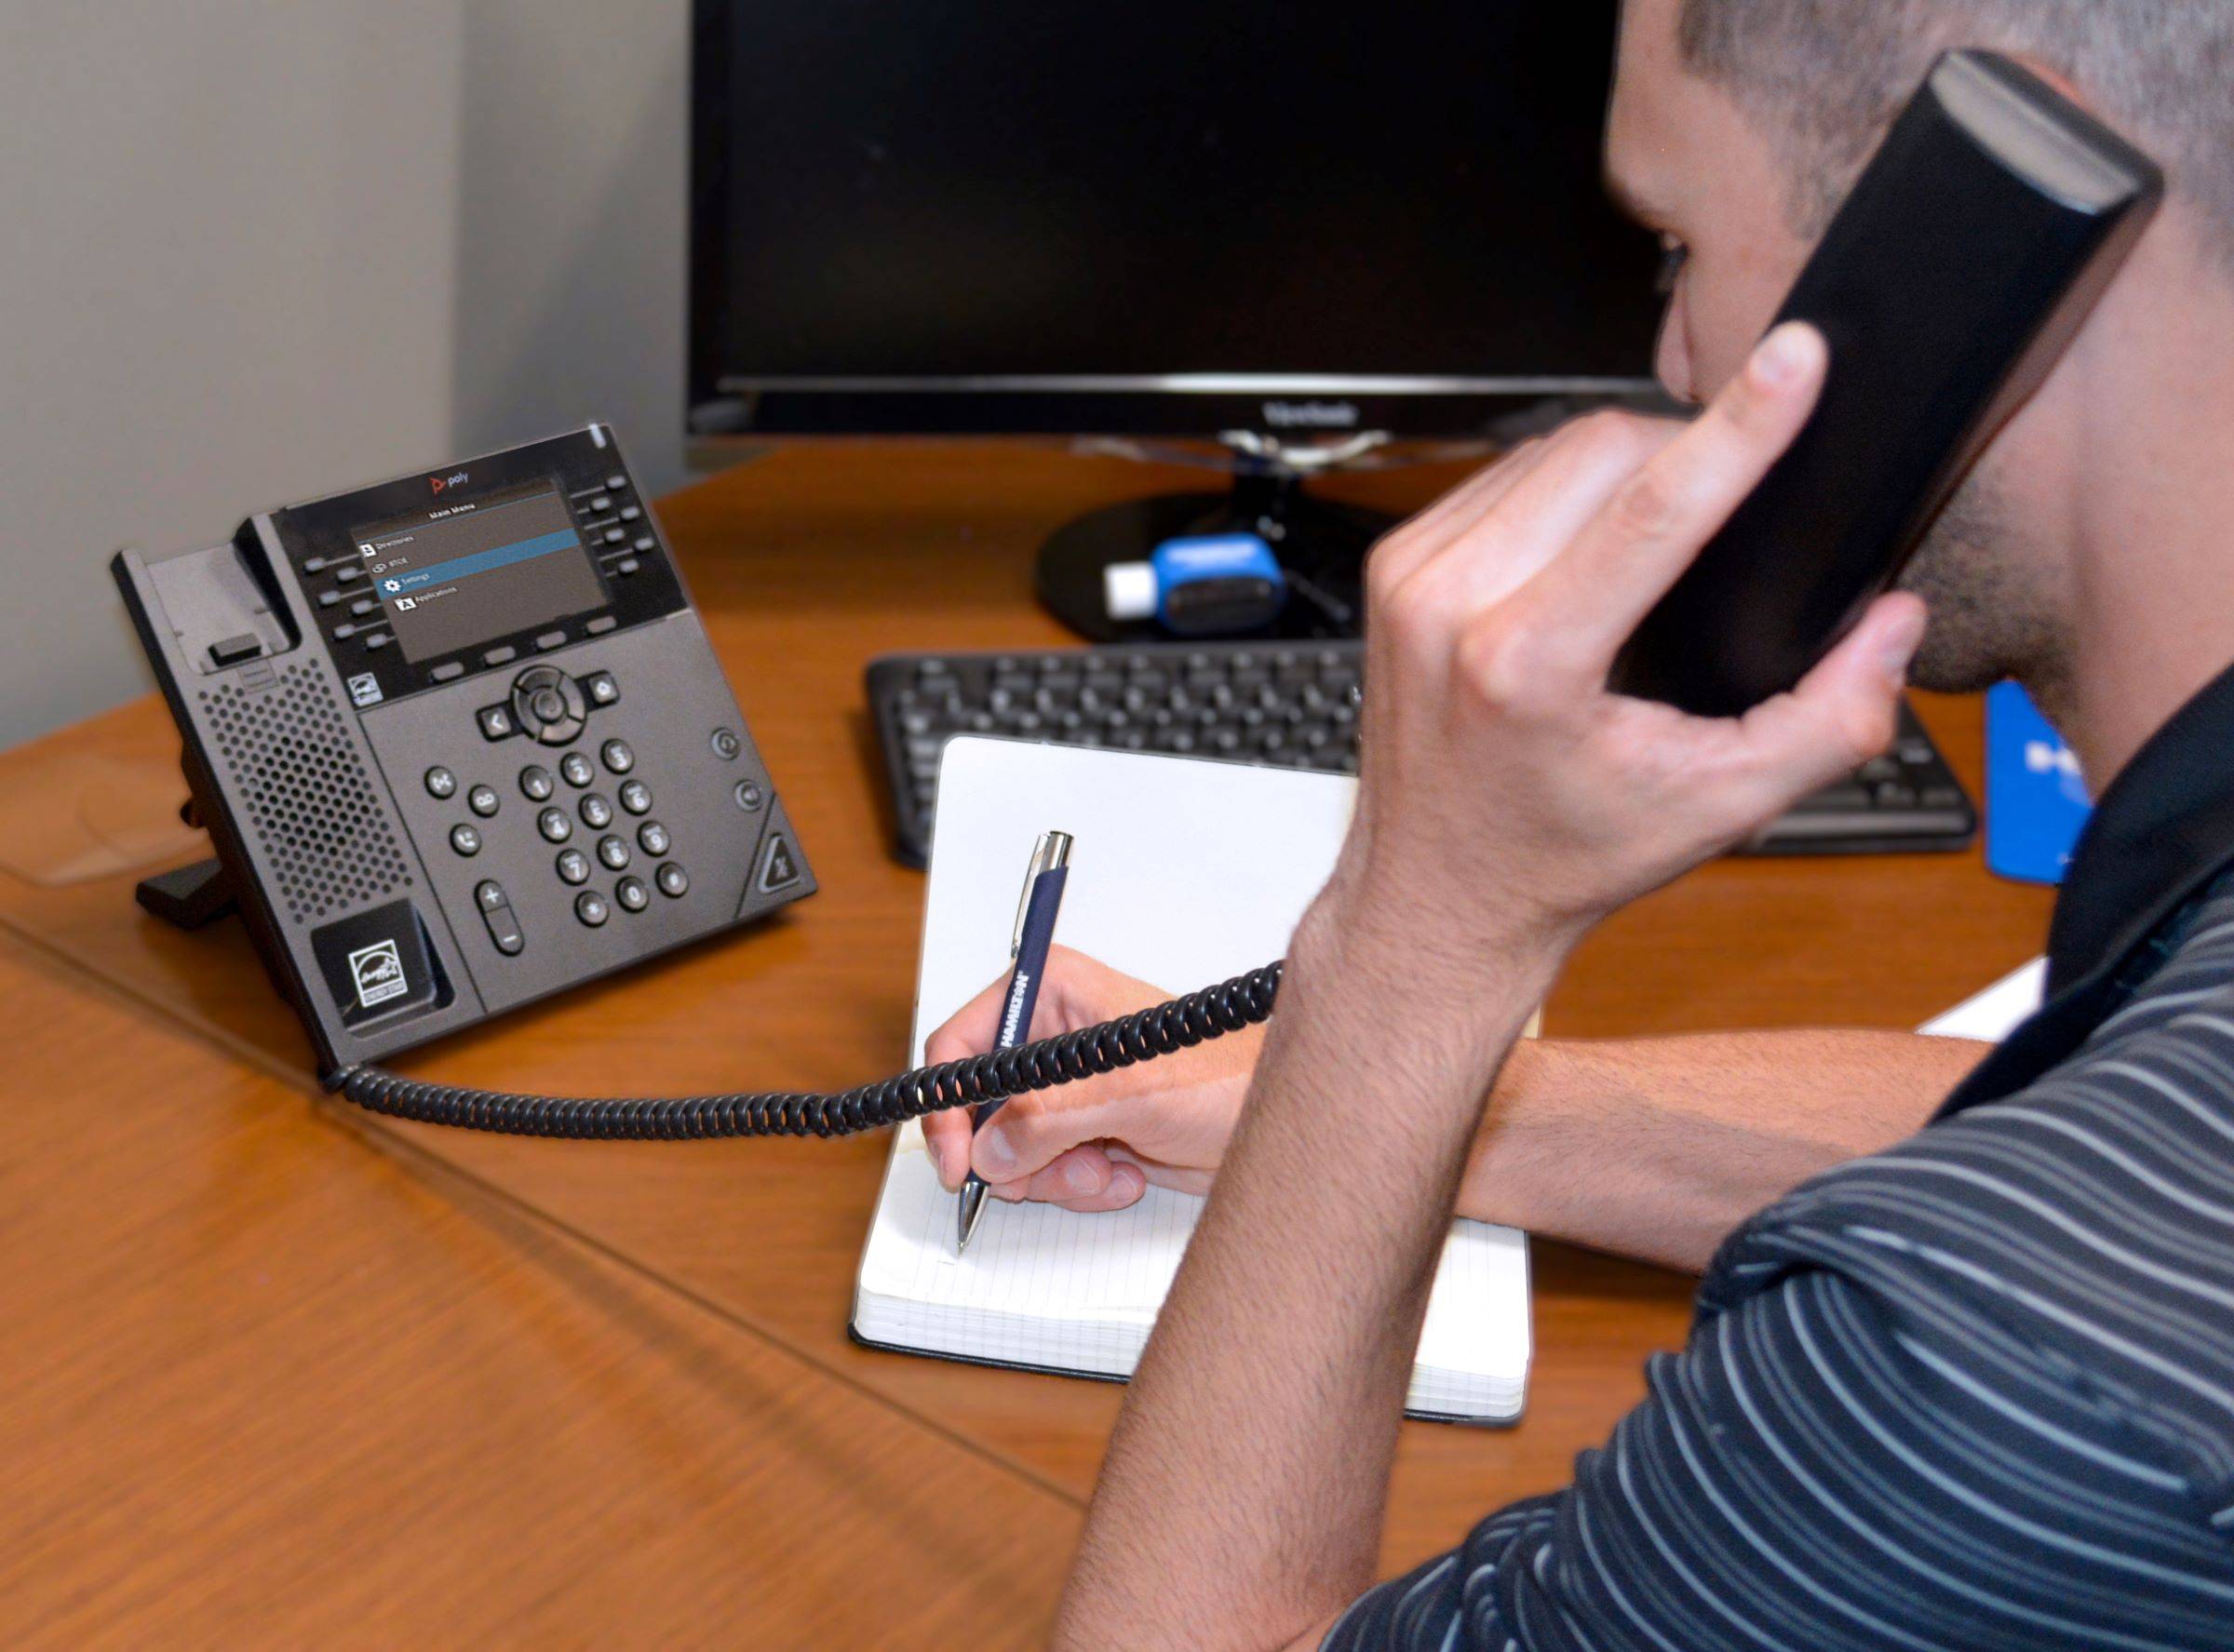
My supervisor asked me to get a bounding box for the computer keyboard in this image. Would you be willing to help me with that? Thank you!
[867,641,1976,868]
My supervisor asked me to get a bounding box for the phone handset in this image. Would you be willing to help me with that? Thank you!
[1611,49,2162,719]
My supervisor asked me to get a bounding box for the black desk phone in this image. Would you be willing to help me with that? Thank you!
[113,53,2159,1144]
[115,424,816,1081]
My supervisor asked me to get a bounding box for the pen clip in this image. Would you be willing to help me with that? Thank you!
[1010,830,1074,956]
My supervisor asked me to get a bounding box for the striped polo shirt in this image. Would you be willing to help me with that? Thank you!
[1326,665,2234,1651]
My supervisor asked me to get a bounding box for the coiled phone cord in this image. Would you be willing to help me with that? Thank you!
[332,960,1284,1140]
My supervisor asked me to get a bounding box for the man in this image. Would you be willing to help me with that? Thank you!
[926,2,2234,1647]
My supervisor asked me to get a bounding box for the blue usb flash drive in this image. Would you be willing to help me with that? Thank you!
[1103,532,1286,637]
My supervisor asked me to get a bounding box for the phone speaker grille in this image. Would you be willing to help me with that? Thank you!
[199,664,413,922]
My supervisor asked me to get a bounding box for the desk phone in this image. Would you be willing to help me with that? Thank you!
[114,424,814,1081]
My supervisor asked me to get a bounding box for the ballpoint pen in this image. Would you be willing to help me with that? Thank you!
[957,829,1072,1254]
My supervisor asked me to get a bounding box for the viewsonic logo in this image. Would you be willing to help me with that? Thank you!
[429,470,469,494]
[1263,400,1358,429]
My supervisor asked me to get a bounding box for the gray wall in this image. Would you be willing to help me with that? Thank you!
[0,1,689,747]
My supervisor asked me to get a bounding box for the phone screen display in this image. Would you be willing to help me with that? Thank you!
[355,481,607,662]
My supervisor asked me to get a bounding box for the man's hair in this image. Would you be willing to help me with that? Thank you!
[1675,0,2234,267]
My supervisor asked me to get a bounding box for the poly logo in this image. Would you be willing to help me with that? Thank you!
[346,939,408,1009]
[429,470,468,494]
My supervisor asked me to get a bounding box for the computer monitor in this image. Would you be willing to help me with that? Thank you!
[688,0,1666,637]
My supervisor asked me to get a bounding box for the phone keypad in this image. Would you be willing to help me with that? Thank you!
[428,665,702,961]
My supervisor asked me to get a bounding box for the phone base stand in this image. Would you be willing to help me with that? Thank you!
[135,857,237,931]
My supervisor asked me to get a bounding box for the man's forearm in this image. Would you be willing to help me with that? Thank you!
[1460,1030,1988,1269]
[1055,916,1559,1652]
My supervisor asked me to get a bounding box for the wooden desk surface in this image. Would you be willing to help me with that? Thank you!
[0,439,2060,1632]
[0,940,1075,1647]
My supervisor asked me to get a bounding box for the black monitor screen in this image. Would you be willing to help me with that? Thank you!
[691,0,1663,431]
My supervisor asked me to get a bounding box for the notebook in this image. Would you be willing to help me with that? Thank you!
[851,737,1533,1425]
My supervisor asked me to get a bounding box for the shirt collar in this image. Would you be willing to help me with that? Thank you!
[1935,655,2234,1117]
[2045,656,2234,996]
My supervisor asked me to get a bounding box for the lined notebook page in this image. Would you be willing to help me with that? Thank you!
[853,738,1531,1422]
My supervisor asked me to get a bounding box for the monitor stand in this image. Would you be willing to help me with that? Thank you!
[1035,434,1406,643]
